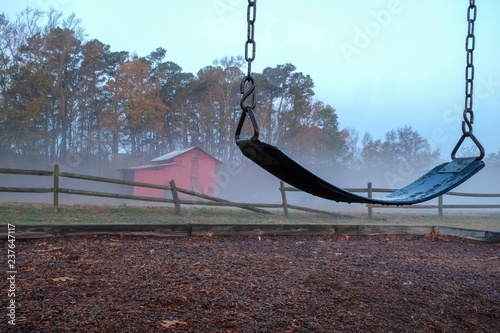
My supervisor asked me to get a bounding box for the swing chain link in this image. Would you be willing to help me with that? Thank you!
[463,0,476,135]
[236,0,259,141]
[244,0,256,79]
[452,0,485,160]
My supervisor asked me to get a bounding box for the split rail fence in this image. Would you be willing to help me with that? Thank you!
[279,181,500,218]
[0,165,499,218]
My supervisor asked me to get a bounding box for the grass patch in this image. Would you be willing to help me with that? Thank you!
[0,203,351,225]
[0,203,499,230]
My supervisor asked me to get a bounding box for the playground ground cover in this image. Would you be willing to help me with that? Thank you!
[1,204,499,332]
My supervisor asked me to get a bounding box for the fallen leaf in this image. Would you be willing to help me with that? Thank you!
[52,277,74,282]
[159,319,187,328]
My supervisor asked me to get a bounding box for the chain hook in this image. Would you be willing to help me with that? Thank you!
[240,76,256,111]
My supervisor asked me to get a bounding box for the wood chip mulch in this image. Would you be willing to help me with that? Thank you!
[3,234,499,332]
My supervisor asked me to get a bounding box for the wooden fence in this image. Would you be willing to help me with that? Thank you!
[0,165,499,218]
[279,181,500,218]
[0,165,282,215]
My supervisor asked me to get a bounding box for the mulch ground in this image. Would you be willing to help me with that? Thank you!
[4,234,499,332]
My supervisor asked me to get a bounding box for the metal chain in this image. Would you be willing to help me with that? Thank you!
[463,0,476,135]
[245,0,256,78]
[236,0,259,141]
[240,0,257,111]
[452,0,484,160]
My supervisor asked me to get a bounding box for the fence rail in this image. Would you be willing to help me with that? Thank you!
[279,181,500,218]
[1,166,499,218]
[0,165,281,215]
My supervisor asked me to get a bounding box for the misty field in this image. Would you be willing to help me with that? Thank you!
[1,203,499,231]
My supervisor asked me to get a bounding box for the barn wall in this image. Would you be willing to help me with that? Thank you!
[130,148,218,199]
[198,157,217,195]
[133,167,172,198]
[172,150,217,195]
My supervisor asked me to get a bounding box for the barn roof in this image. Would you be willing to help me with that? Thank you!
[122,163,174,171]
[151,147,221,164]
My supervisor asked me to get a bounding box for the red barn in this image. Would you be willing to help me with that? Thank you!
[121,147,221,198]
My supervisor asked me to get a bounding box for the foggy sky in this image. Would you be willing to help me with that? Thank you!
[2,0,499,159]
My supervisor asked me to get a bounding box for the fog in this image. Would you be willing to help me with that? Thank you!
[1,0,498,217]
[3,149,498,216]
[216,154,500,212]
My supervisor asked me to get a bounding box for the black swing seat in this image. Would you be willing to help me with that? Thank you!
[236,138,485,205]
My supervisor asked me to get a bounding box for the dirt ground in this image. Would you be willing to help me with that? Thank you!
[3,234,499,332]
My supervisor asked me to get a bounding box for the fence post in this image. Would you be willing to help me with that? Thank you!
[279,181,289,218]
[53,164,59,213]
[169,179,182,215]
[367,182,373,219]
[438,195,443,217]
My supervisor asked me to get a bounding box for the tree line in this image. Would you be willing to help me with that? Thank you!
[1,8,497,176]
